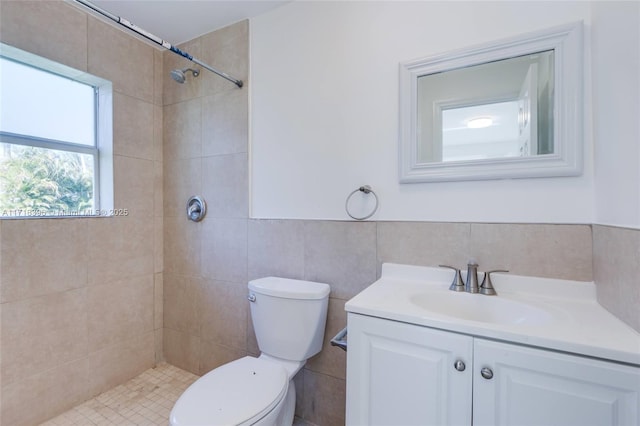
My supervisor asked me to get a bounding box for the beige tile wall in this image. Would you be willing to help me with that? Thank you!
[162,19,250,376]
[0,2,163,425]
[593,225,640,332]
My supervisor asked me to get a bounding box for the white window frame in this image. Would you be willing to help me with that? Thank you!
[0,42,113,217]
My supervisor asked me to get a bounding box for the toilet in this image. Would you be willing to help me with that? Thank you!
[169,276,331,426]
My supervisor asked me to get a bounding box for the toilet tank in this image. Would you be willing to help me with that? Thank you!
[248,277,330,362]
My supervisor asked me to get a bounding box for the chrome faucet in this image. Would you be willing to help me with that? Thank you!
[440,262,508,296]
[465,262,479,293]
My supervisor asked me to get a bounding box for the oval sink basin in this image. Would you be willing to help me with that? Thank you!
[410,291,552,325]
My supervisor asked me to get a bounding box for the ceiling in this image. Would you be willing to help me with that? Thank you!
[89,0,289,45]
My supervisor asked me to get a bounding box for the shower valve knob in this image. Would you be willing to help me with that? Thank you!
[186,196,206,222]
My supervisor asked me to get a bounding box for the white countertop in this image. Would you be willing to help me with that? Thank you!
[345,263,640,366]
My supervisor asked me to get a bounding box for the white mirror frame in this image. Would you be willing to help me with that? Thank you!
[399,21,583,183]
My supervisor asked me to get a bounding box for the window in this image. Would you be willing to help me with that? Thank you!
[0,42,112,218]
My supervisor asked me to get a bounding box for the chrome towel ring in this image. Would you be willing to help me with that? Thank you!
[345,185,379,220]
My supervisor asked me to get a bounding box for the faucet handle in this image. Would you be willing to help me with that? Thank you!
[439,265,465,292]
[480,270,508,296]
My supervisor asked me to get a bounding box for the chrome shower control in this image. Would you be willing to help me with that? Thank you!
[481,367,494,380]
[454,360,466,372]
[186,196,206,222]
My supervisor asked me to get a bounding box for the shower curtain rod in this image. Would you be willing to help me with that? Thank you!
[73,0,243,88]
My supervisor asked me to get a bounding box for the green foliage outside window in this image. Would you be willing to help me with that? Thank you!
[0,145,93,213]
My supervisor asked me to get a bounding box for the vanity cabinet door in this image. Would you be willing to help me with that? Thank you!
[346,313,473,426]
[473,339,640,426]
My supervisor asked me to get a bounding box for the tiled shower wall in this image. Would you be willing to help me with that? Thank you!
[0,2,163,425]
[162,20,251,380]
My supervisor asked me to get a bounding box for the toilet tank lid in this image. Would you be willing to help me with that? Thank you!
[249,277,330,300]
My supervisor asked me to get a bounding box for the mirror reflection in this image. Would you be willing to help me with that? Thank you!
[417,50,554,164]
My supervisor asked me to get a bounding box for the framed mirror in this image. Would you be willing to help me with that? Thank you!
[399,22,583,183]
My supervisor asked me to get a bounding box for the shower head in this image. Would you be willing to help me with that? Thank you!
[170,67,200,84]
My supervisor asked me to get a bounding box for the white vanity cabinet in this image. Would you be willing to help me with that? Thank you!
[473,338,640,426]
[346,313,640,426]
[346,314,473,425]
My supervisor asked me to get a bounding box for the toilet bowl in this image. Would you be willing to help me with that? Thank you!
[169,356,293,426]
[170,277,330,426]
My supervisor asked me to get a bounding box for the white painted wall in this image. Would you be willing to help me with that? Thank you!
[591,1,640,229]
[250,1,597,223]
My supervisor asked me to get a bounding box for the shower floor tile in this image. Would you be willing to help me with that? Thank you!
[39,362,198,426]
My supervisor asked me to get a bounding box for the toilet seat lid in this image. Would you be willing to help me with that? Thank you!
[170,356,288,426]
